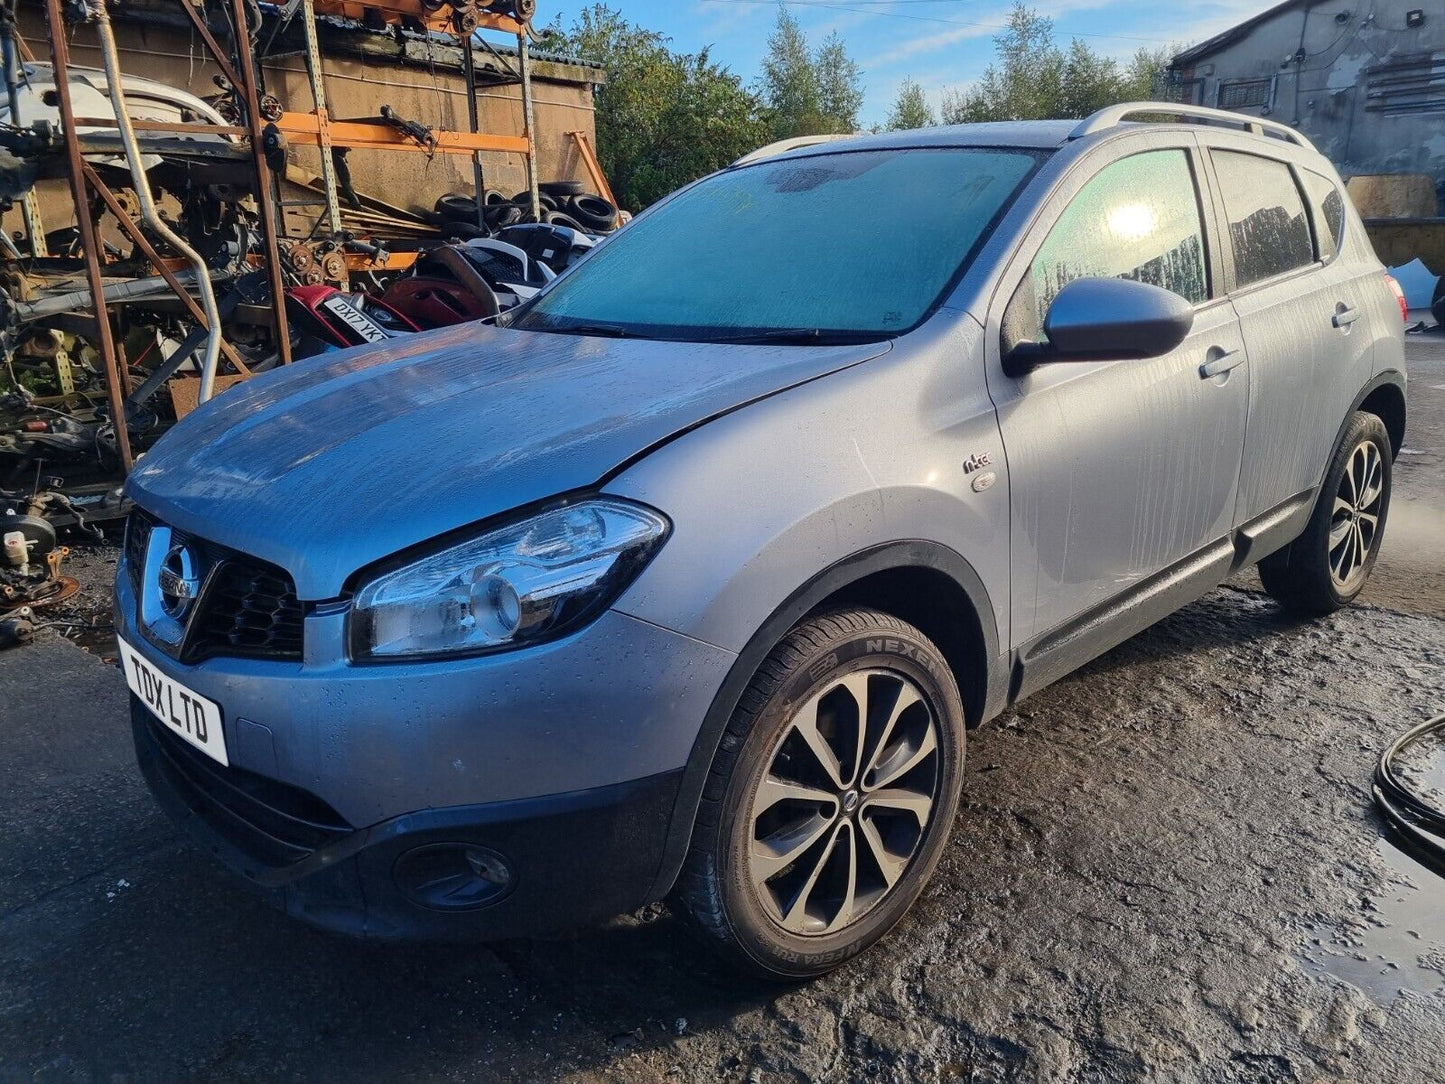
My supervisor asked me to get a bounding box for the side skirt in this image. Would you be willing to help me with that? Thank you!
[1009,489,1315,704]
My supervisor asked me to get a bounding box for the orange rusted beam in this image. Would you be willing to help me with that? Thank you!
[344,249,420,272]
[276,112,530,155]
[568,131,616,207]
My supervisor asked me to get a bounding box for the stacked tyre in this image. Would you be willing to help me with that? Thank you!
[431,180,619,237]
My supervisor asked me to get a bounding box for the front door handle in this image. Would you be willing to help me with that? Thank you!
[1332,306,1359,329]
[1199,349,1245,379]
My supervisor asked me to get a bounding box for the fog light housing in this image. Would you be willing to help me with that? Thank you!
[394,843,515,911]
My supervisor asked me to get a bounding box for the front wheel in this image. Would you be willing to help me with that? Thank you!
[673,609,966,980]
[1258,410,1392,615]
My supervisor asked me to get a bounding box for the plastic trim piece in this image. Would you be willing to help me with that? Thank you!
[1069,101,1313,149]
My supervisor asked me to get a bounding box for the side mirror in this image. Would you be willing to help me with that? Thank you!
[1007,277,1195,374]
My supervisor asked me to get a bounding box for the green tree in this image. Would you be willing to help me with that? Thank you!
[940,5,1062,123]
[937,4,1170,123]
[757,6,865,138]
[545,4,767,211]
[815,31,863,134]
[759,5,822,138]
[886,78,936,131]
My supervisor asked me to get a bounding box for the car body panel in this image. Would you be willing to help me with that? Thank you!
[126,321,889,599]
[114,569,736,826]
[607,313,1011,656]
[976,128,1251,644]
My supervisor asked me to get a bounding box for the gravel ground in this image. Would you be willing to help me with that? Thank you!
[1,337,1442,1082]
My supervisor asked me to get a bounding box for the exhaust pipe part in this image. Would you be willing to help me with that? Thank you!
[92,1,224,403]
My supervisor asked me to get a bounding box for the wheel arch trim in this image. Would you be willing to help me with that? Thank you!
[646,539,1002,900]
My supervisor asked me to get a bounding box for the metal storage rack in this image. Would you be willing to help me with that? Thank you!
[3,0,540,472]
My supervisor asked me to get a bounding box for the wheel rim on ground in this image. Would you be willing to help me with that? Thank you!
[1329,439,1385,591]
[747,668,941,936]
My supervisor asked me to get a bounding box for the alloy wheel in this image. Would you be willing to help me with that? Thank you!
[747,668,940,936]
[1329,439,1385,591]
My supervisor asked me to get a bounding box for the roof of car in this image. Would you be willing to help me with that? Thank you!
[764,120,1081,160]
[751,105,1318,166]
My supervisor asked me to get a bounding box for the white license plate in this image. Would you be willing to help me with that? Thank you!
[119,635,228,766]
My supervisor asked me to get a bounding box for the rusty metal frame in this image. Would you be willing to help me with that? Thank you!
[568,130,616,208]
[40,0,131,470]
[32,0,296,471]
[30,0,296,474]
[275,112,530,155]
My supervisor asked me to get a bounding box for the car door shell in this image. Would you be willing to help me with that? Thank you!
[1196,132,1377,524]
[978,129,1251,651]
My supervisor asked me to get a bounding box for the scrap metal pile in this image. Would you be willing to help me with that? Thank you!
[0,0,620,498]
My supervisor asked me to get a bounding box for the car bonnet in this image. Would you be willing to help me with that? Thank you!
[127,321,890,598]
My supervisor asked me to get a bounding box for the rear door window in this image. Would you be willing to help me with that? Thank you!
[1300,169,1346,261]
[1211,150,1315,288]
[1005,148,1208,347]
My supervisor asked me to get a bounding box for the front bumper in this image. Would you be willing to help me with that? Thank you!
[115,546,736,938]
[133,698,683,939]
[114,567,735,828]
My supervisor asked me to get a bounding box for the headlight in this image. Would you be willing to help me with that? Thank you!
[350,498,668,660]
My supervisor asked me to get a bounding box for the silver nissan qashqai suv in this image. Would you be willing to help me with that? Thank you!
[117,104,1407,979]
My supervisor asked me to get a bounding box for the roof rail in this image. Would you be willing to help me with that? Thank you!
[733,132,859,166]
[1069,101,1313,148]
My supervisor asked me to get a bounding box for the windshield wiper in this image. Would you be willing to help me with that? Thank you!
[519,321,630,338]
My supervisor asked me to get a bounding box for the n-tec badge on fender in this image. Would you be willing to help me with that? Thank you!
[963,451,993,474]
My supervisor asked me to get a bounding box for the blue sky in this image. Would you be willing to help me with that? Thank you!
[521,0,1275,126]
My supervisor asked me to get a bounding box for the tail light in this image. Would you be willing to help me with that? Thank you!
[1385,274,1408,323]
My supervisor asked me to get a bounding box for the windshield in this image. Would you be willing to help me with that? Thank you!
[513,147,1040,342]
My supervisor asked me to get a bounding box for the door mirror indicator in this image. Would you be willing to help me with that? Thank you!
[1006,277,1195,375]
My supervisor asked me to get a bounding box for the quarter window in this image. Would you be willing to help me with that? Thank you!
[1005,149,1208,347]
[1301,169,1346,261]
[1211,150,1315,288]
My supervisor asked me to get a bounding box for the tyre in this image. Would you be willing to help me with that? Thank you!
[544,211,586,233]
[483,203,523,229]
[434,192,481,222]
[674,608,966,980]
[539,179,585,198]
[567,194,618,232]
[1432,274,1445,327]
[511,191,557,212]
[1258,410,1392,615]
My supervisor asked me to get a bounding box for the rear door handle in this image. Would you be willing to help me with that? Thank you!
[1199,349,1245,379]
[1332,306,1359,328]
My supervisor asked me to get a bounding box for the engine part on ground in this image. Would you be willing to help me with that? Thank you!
[1374,713,1445,876]
[0,493,74,610]
[0,604,34,648]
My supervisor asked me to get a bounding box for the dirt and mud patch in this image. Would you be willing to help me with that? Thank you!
[2,588,1442,1082]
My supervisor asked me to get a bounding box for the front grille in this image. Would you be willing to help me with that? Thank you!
[138,705,351,869]
[123,509,306,662]
[193,559,306,661]
[124,507,153,594]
